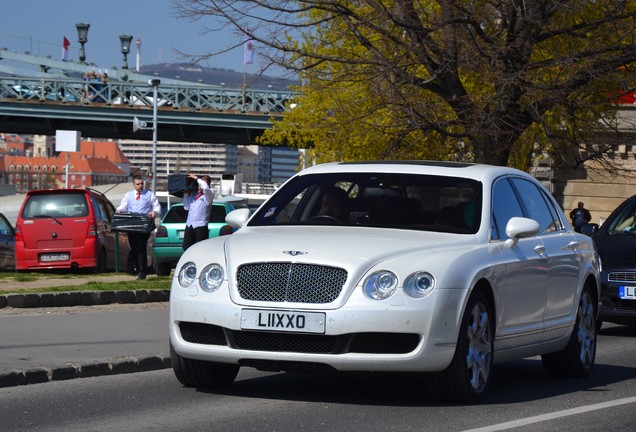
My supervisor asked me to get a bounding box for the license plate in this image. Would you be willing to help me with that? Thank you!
[178,231,184,239]
[619,286,636,299]
[40,253,70,262]
[241,309,326,334]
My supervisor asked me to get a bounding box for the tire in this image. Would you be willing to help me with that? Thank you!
[156,262,172,277]
[94,249,107,274]
[426,290,494,403]
[542,285,596,378]
[170,343,239,388]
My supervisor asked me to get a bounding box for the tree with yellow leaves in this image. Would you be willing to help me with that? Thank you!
[173,0,636,170]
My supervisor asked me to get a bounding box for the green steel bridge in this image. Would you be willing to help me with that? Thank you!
[0,49,297,144]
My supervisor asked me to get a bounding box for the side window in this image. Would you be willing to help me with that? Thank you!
[92,196,108,222]
[491,178,524,240]
[0,215,10,236]
[510,178,558,234]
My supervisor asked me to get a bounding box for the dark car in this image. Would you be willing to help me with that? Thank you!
[585,195,636,329]
[0,212,15,271]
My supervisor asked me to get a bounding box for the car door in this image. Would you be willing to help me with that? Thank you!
[92,195,117,270]
[510,178,580,336]
[491,177,549,349]
[0,213,15,270]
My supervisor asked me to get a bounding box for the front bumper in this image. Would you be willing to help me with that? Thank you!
[599,282,636,325]
[169,280,465,373]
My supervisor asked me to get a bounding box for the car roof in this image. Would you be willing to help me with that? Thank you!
[295,161,533,184]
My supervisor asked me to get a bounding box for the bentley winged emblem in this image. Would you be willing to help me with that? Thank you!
[283,250,308,256]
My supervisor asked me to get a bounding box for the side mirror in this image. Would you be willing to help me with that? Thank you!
[580,223,598,237]
[504,217,540,248]
[225,208,251,229]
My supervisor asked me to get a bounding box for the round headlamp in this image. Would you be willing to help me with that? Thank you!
[199,264,224,292]
[404,272,435,298]
[363,270,398,300]
[178,262,197,287]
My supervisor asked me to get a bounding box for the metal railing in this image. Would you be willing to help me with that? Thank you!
[0,76,297,114]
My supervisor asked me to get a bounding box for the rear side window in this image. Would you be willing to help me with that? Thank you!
[22,193,89,218]
[209,205,228,223]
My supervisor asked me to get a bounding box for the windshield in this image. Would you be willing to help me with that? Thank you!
[249,172,482,233]
[605,200,636,235]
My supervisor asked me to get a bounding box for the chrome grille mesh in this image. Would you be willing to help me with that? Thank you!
[236,262,347,303]
[608,272,636,282]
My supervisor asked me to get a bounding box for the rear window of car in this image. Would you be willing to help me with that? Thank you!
[21,193,89,218]
[210,205,228,223]
[163,206,187,223]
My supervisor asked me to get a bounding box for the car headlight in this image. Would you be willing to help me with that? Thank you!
[199,264,224,292]
[363,270,398,300]
[178,262,197,287]
[404,272,435,298]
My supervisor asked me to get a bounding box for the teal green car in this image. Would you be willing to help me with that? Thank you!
[153,202,236,276]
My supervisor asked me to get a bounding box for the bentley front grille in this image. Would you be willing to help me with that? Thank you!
[236,262,347,303]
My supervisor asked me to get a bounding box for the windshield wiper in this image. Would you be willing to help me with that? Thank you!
[32,214,62,225]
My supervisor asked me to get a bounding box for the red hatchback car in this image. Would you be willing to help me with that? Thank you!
[15,188,130,272]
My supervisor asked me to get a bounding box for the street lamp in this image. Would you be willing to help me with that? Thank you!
[119,35,133,69]
[149,79,160,194]
[75,23,90,64]
[131,79,160,192]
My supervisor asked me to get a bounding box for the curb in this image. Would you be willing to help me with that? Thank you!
[0,289,171,309]
[0,354,172,388]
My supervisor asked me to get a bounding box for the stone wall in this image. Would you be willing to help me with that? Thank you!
[552,107,636,225]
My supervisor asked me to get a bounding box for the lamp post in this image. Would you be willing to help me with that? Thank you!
[135,37,142,72]
[149,79,160,194]
[75,23,90,64]
[119,35,133,69]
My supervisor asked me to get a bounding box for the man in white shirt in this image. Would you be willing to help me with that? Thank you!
[183,174,215,251]
[116,175,161,280]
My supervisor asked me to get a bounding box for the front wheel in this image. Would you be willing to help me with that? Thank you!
[542,285,596,377]
[426,290,494,403]
[170,343,239,388]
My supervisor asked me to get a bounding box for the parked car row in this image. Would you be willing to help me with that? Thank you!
[0,187,247,275]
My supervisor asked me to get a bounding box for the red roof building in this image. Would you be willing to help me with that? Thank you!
[0,137,129,193]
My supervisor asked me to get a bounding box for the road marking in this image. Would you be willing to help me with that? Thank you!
[462,396,636,432]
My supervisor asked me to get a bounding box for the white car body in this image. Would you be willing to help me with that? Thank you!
[169,161,600,402]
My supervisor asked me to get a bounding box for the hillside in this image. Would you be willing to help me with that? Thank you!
[139,63,298,91]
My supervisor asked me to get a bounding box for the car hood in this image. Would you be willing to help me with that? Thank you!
[224,225,477,271]
[593,234,636,268]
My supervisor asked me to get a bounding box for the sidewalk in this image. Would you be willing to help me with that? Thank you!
[0,274,173,388]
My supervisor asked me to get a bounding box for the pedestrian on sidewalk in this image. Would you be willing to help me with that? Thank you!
[182,174,215,251]
[116,175,161,280]
[569,201,592,233]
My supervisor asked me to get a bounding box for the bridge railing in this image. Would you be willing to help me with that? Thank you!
[0,76,298,114]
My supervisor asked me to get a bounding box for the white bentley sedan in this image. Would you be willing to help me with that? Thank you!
[169,161,600,402]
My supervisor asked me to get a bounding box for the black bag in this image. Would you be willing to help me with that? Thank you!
[168,174,198,198]
[112,212,155,233]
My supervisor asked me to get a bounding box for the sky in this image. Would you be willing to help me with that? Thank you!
[0,0,251,75]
